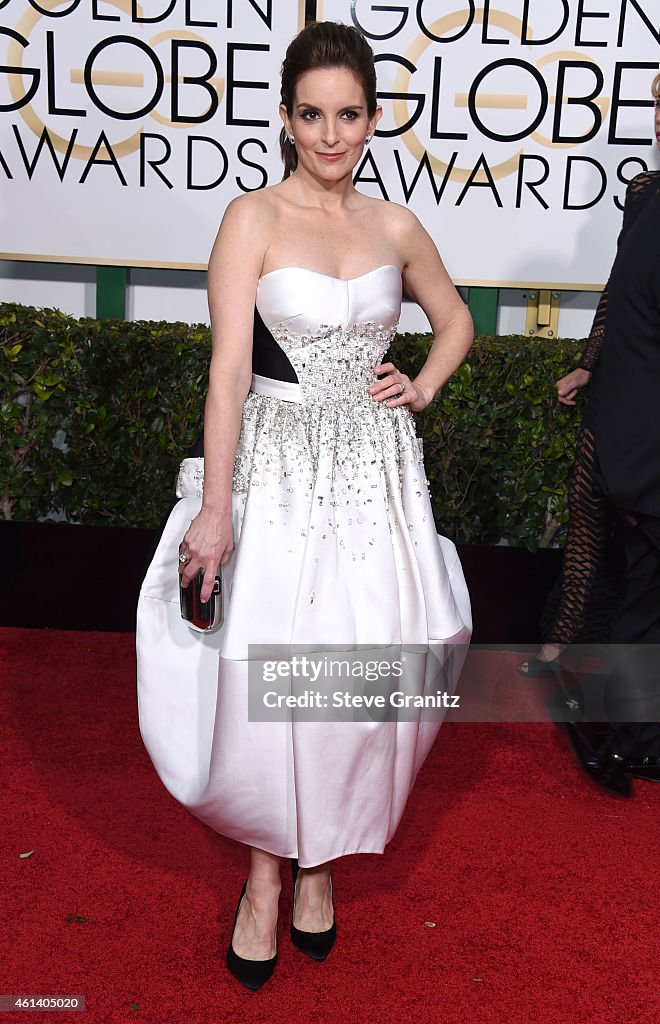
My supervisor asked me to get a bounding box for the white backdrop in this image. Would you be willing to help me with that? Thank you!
[0,0,303,267]
[1,1,658,286]
[319,0,659,287]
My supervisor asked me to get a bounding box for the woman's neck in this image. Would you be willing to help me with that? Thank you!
[281,166,360,212]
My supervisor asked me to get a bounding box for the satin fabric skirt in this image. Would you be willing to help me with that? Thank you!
[137,389,471,867]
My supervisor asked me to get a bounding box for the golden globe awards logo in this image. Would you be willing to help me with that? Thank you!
[0,0,301,265]
[0,0,282,190]
[337,0,659,214]
[1,1,658,278]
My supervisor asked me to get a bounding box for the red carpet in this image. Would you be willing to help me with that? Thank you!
[1,628,658,1024]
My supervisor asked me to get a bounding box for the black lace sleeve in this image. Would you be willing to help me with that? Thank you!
[578,289,607,371]
[577,172,660,372]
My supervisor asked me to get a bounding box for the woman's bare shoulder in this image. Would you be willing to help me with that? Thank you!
[219,188,277,228]
[219,183,302,237]
[361,195,423,236]
[210,189,284,271]
[370,201,432,266]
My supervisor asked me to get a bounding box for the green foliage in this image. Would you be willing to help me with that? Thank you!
[0,303,586,547]
[0,304,208,527]
[0,304,76,522]
[64,317,208,526]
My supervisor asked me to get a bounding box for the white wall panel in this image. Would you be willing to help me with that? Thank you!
[0,260,95,316]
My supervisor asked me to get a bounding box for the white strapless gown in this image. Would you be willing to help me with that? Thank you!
[136,266,471,867]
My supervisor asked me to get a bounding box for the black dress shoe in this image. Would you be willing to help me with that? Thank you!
[290,861,336,961]
[625,756,660,783]
[226,882,278,991]
[563,722,632,798]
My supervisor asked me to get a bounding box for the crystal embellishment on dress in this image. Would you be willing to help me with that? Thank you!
[270,320,396,406]
[225,314,430,562]
[176,457,205,499]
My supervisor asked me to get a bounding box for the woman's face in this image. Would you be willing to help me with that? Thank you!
[280,67,381,182]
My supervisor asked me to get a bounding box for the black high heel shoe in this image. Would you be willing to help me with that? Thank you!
[519,644,592,680]
[290,860,336,961]
[226,882,278,991]
[517,652,562,678]
[562,723,632,798]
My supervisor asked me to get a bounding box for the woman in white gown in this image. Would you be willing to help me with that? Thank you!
[137,21,473,990]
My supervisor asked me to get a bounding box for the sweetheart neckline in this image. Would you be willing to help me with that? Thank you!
[258,264,401,285]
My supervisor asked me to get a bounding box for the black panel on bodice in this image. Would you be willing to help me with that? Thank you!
[251,306,299,382]
[185,307,298,458]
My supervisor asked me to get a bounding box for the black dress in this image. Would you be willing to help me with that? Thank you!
[542,171,660,646]
[585,175,660,517]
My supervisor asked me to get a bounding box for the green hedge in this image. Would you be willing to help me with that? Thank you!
[0,302,585,548]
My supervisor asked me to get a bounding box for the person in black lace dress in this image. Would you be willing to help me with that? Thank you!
[519,80,660,679]
[522,73,660,795]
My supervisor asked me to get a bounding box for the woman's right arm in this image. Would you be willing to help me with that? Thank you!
[179,194,269,601]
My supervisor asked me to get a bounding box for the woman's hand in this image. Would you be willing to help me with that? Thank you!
[556,367,591,406]
[369,362,431,413]
[178,508,234,603]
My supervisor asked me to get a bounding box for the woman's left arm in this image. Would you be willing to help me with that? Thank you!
[371,208,473,412]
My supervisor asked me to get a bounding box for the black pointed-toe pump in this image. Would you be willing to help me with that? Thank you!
[290,860,336,961]
[226,882,278,991]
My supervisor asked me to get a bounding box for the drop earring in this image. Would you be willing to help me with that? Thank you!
[288,134,295,144]
[365,133,372,145]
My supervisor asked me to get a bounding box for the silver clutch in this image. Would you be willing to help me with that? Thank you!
[179,568,223,633]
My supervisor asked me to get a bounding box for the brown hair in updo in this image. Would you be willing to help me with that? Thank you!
[279,21,377,180]
[653,72,660,99]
